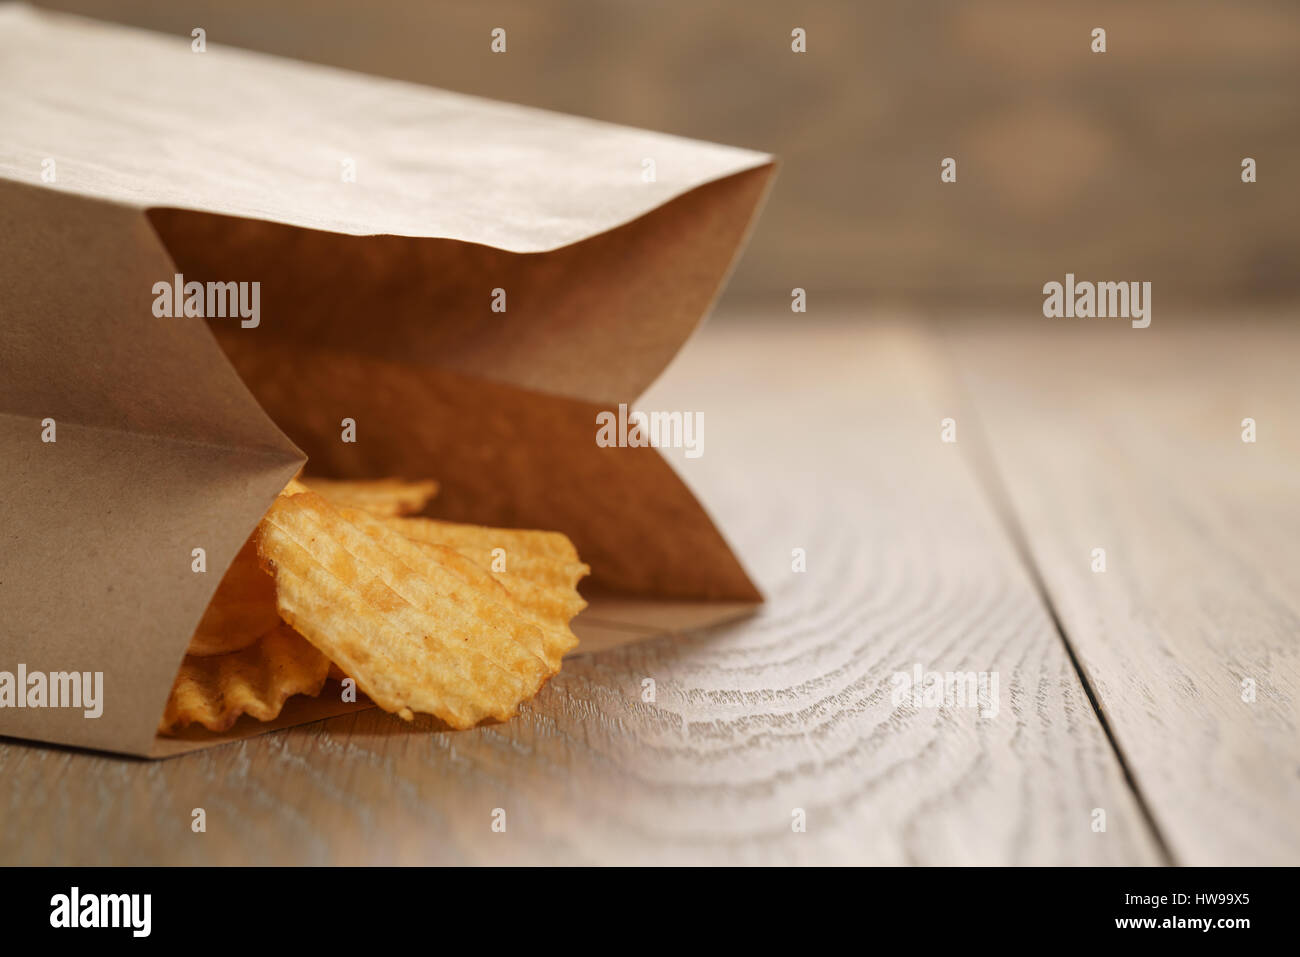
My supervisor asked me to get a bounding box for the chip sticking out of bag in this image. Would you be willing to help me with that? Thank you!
[379,516,588,670]
[256,490,584,728]
[161,624,331,733]
[295,476,439,517]
[185,476,435,657]
[167,475,588,735]
[187,534,282,657]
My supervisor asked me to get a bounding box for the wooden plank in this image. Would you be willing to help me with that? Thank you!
[0,317,1162,864]
[944,314,1300,865]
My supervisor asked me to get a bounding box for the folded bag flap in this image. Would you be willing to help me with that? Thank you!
[0,7,773,601]
[0,5,775,403]
[0,179,304,756]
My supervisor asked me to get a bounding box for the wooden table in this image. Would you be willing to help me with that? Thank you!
[2,308,1296,865]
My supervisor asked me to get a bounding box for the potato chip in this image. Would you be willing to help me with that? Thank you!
[377,515,588,668]
[160,624,331,734]
[297,476,438,517]
[186,474,435,655]
[186,534,281,657]
[384,517,588,585]
[256,491,562,728]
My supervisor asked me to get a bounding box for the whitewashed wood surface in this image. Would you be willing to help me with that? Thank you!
[942,314,1300,866]
[5,311,1293,865]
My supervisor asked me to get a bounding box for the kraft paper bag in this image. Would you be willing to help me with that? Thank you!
[0,6,775,757]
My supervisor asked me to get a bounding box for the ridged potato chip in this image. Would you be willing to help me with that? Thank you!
[161,624,331,734]
[297,476,438,517]
[186,535,281,657]
[186,476,436,656]
[256,491,567,728]
[172,476,587,731]
[378,515,588,669]
[385,517,587,584]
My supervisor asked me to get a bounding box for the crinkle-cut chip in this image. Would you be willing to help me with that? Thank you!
[256,491,558,728]
[297,476,438,517]
[160,624,331,734]
[376,515,588,667]
[383,516,589,590]
[187,535,281,657]
[344,508,585,669]
[389,518,580,563]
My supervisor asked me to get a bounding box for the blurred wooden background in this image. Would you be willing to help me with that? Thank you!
[29,0,1300,307]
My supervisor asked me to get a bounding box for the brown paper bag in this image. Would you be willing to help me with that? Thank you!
[0,7,774,756]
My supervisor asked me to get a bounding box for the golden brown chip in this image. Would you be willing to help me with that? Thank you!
[377,515,588,668]
[401,521,580,561]
[297,476,438,517]
[187,535,281,657]
[256,491,562,728]
[160,624,331,734]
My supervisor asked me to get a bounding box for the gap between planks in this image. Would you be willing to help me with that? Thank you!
[924,317,1178,864]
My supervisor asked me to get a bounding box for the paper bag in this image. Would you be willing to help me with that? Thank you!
[0,6,774,756]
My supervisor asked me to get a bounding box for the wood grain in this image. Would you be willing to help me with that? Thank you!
[0,317,1161,865]
[943,313,1300,865]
